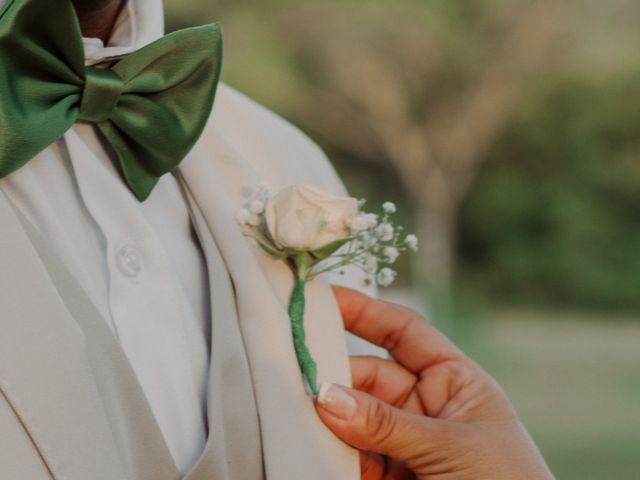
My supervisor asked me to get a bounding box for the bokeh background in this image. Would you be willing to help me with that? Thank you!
[166,1,640,478]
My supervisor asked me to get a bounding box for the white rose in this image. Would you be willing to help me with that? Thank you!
[265,185,358,251]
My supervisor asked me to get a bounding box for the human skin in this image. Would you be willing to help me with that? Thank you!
[316,286,555,480]
[72,0,125,42]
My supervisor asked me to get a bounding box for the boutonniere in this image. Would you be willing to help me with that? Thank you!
[237,184,418,395]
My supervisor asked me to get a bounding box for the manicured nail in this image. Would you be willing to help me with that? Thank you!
[316,383,357,421]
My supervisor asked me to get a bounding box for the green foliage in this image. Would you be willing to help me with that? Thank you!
[459,73,640,311]
[165,0,640,312]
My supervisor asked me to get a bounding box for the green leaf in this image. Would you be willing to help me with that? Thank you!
[257,238,286,259]
[310,237,353,260]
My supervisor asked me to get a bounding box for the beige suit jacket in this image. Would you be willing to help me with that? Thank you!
[0,84,368,479]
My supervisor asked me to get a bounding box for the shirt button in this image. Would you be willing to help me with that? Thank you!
[116,245,143,278]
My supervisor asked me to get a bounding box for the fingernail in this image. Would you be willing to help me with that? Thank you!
[316,383,357,421]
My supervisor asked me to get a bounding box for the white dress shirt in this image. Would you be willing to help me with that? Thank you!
[0,0,210,475]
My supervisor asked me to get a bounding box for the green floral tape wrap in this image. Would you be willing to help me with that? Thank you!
[288,278,318,396]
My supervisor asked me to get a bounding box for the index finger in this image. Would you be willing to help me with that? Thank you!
[332,285,463,373]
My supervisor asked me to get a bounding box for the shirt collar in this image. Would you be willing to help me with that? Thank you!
[83,0,164,66]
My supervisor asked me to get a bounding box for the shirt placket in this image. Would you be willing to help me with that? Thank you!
[63,128,209,473]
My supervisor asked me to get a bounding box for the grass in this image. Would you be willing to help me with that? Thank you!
[456,309,640,480]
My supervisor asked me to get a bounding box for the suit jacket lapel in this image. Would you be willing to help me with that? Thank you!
[0,191,129,480]
[176,181,264,480]
[178,128,360,480]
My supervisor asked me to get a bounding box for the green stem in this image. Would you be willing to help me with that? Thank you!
[288,277,318,396]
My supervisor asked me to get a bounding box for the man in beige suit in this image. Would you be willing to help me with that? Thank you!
[0,0,372,478]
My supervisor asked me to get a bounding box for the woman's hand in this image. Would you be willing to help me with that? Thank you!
[315,286,554,480]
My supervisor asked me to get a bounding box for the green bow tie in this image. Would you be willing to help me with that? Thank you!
[0,0,223,201]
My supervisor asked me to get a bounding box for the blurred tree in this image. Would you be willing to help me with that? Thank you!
[167,0,572,322]
[460,74,640,311]
[166,0,640,316]
[272,0,574,322]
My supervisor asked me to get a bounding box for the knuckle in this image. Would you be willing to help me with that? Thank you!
[364,400,397,446]
[380,316,411,352]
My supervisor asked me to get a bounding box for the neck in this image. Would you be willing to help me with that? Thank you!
[72,0,126,43]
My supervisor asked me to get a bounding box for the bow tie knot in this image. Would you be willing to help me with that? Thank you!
[79,68,124,123]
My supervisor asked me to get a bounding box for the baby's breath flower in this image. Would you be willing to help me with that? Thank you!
[250,200,265,215]
[377,223,394,242]
[383,246,399,264]
[363,256,378,274]
[248,214,262,227]
[376,268,397,287]
[348,215,369,233]
[256,182,272,196]
[382,202,397,214]
[235,208,251,226]
[361,233,376,249]
[405,234,419,252]
[349,212,379,233]
[363,213,379,229]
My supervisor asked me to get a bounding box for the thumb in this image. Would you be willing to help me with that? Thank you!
[315,383,445,464]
